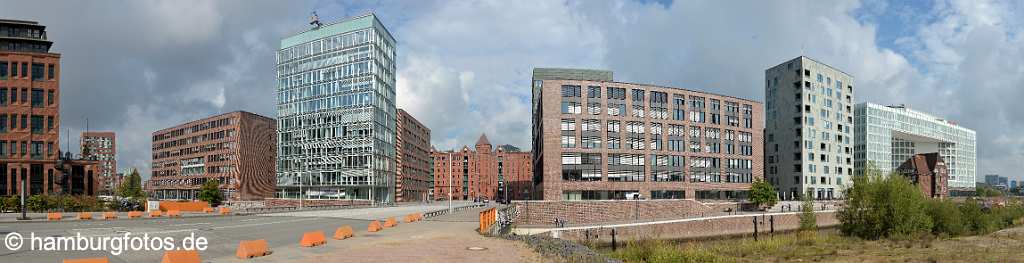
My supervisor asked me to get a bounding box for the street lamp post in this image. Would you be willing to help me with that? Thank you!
[447,152,453,214]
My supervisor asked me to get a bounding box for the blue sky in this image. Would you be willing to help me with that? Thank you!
[2,0,1022,183]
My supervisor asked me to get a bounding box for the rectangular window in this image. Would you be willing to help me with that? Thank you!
[30,115,42,134]
[10,88,16,103]
[31,63,44,81]
[46,116,53,131]
[0,88,5,105]
[20,114,26,130]
[20,88,26,104]
[30,89,43,108]
[47,64,54,80]
[21,63,28,78]
[0,61,7,79]
[587,86,601,98]
[47,90,53,105]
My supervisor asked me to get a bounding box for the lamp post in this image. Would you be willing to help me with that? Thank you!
[447,152,453,214]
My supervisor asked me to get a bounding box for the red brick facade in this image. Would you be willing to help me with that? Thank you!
[396,109,431,202]
[897,152,949,198]
[532,73,764,201]
[433,134,533,202]
[0,19,100,196]
[147,111,276,200]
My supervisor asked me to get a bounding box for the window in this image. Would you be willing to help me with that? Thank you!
[561,85,581,97]
[30,115,42,134]
[631,89,644,102]
[30,89,42,108]
[20,88,26,103]
[20,114,26,130]
[560,119,576,131]
[606,120,620,133]
[46,116,53,131]
[0,61,7,79]
[10,88,15,103]
[560,101,581,114]
[47,90,53,105]
[0,115,5,133]
[47,64,54,80]
[0,88,5,105]
[606,87,625,100]
[586,86,601,98]
[560,135,576,148]
[31,63,44,81]
[21,63,27,78]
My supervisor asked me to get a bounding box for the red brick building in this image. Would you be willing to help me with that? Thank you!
[897,152,949,198]
[396,109,431,202]
[433,134,533,202]
[0,19,99,196]
[147,111,276,201]
[531,68,764,201]
[81,131,116,194]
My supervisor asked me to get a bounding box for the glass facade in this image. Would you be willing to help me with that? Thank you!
[854,103,976,189]
[275,14,397,203]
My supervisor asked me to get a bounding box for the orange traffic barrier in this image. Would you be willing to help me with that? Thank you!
[218,207,230,215]
[161,250,200,263]
[167,210,181,217]
[299,231,327,247]
[333,226,354,240]
[102,212,117,220]
[203,207,214,213]
[62,257,109,263]
[78,212,92,220]
[404,214,416,223]
[47,212,62,221]
[479,207,497,234]
[383,217,397,228]
[127,211,143,218]
[235,239,271,259]
[150,210,163,217]
[158,201,210,212]
[368,220,383,232]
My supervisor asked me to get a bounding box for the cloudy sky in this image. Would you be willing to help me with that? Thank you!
[2,0,1022,182]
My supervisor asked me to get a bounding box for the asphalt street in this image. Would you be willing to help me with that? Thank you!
[0,202,478,262]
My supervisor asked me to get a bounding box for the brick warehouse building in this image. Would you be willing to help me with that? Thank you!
[81,131,116,194]
[433,134,533,202]
[531,68,763,201]
[396,109,431,202]
[147,111,276,200]
[896,152,949,198]
[0,19,99,196]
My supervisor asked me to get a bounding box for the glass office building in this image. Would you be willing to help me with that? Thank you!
[275,13,397,203]
[854,103,976,190]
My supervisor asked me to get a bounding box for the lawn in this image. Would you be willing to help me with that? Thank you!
[600,226,1024,263]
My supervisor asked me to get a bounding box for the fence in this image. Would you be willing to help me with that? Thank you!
[422,203,485,218]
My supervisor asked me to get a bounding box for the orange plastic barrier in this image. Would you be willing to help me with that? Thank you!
[478,207,497,234]
[235,239,271,259]
[383,217,397,228]
[368,220,383,232]
[127,211,143,218]
[47,212,62,221]
[62,257,109,263]
[161,250,200,263]
[102,212,117,220]
[167,210,181,217]
[203,207,214,213]
[150,210,163,217]
[333,226,354,240]
[218,207,231,215]
[299,231,327,247]
[415,213,424,221]
[78,212,92,220]
[158,201,210,212]
[404,214,416,223]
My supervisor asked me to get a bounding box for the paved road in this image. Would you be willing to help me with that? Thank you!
[0,202,480,262]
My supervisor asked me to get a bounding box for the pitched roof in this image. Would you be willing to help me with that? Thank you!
[476,134,491,146]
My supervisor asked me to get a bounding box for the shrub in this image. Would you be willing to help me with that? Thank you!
[0,196,18,212]
[925,199,966,236]
[838,168,932,239]
[613,240,720,263]
[799,194,816,231]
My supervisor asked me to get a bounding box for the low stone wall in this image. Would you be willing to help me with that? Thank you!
[261,198,372,208]
[512,200,744,226]
[555,211,838,242]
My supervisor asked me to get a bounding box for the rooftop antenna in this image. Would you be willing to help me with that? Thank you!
[309,11,322,28]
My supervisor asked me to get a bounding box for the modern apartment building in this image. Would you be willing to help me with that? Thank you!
[854,103,976,192]
[275,13,397,203]
[532,68,763,201]
[395,109,431,202]
[0,19,99,196]
[433,134,532,202]
[765,57,855,200]
[81,131,116,194]
[148,111,277,200]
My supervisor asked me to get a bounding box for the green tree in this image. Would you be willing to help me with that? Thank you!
[925,199,966,236]
[799,194,817,231]
[838,164,933,239]
[116,169,145,199]
[197,180,223,207]
[748,179,779,210]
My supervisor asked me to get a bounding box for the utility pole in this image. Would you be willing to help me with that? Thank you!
[298,160,304,210]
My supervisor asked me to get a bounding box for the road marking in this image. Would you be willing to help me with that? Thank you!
[213,218,320,230]
[167,223,211,227]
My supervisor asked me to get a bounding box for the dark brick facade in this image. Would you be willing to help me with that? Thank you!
[897,152,949,198]
[148,111,276,200]
[433,134,533,202]
[396,109,431,202]
[531,69,764,201]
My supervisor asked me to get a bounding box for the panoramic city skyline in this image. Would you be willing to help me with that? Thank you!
[0,0,1021,182]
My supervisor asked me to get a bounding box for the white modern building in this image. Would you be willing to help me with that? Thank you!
[275,13,398,203]
[854,103,976,191]
[765,56,855,200]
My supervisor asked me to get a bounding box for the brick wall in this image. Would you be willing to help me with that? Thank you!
[513,200,747,226]
[557,211,839,241]
[261,198,371,208]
